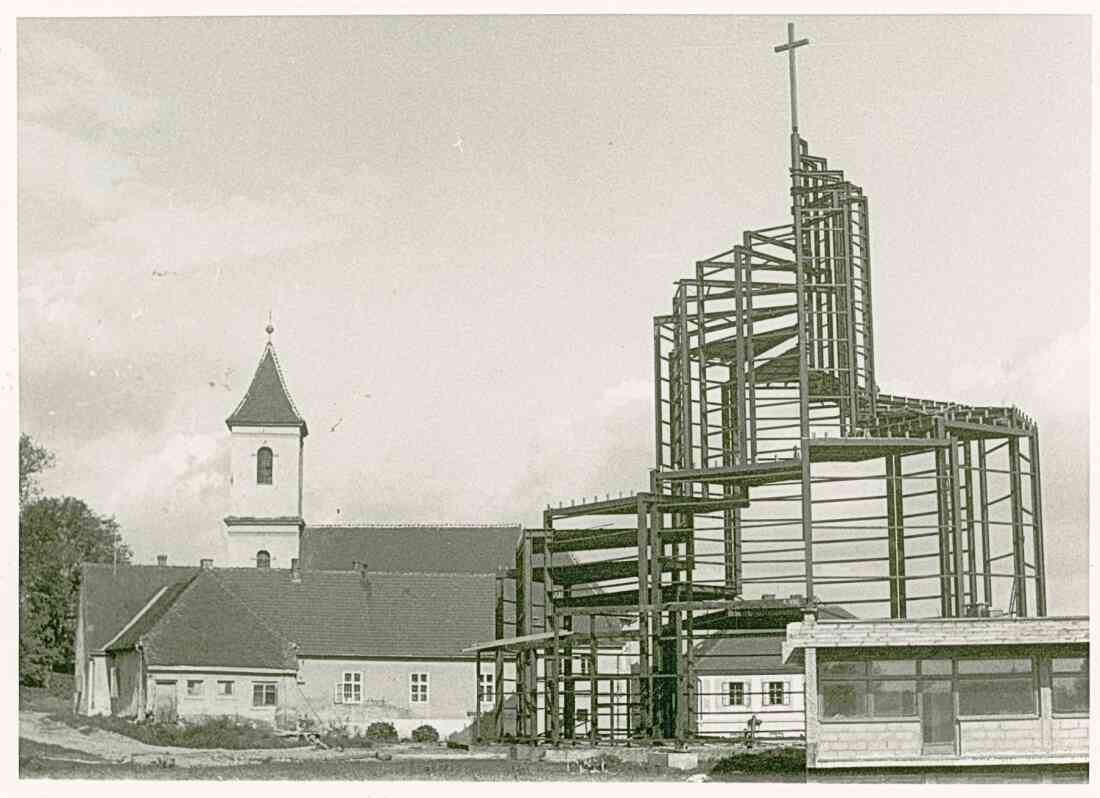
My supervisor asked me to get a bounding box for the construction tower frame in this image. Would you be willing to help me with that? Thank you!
[475,24,1047,745]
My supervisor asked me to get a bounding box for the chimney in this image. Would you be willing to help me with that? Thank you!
[200,558,214,570]
[156,555,168,566]
[290,558,301,583]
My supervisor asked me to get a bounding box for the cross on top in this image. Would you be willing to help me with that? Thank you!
[774,22,810,132]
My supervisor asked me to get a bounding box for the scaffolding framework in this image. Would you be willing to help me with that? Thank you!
[479,24,1047,745]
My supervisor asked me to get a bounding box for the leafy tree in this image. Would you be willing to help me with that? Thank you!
[19,433,54,507]
[18,436,131,685]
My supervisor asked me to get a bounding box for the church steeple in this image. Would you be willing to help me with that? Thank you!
[226,329,308,436]
[224,325,307,569]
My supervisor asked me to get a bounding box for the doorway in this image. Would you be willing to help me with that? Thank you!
[920,679,955,754]
[153,680,178,723]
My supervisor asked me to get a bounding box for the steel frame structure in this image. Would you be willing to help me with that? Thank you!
[480,25,1048,745]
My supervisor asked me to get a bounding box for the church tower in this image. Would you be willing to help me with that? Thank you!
[224,323,308,568]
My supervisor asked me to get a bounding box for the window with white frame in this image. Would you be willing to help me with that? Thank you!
[410,672,429,703]
[478,672,494,705]
[722,680,748,707]
[216,680,234,697]
[765,680,791,706]
[108,667,120,699]
[252,682,277,707]
[334,671,363,704]
[186,679,204,697]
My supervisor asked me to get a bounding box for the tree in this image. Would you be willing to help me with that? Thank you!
[19,433,54,507]
[18,436,132,685]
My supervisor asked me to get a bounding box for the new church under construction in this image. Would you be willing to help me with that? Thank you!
[467,24,1070,753]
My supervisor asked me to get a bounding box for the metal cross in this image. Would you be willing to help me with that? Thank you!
[774,22,810,132]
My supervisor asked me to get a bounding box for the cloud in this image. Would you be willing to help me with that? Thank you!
[19,31,164,131]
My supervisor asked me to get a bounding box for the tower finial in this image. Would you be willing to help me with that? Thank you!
[266,311,274,340]
[774,22,811,133]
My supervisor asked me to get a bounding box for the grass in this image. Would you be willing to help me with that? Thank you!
[58,714,309,750]
[18,751,690,781]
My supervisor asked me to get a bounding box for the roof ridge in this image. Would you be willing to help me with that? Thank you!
[265,342,305,422]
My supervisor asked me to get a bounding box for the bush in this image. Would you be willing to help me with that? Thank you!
[410,724,439,743]
[364,721,398,742]
[709,745,806,775]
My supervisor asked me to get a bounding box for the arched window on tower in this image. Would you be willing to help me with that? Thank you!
[256,550,271,569]
[257,447,273,485]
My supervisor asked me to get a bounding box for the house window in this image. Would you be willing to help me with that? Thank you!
[217,680,234,697]
[108,667,119,699]
[257,447,273,484]
[765,681,790,706]
[334,671,362,704]
[957,657,1036,717]
[1051,656,1088,714]
[186,679,204,697]
[478,672,494,704]
[256,550,271,569]
[410,672,429,703]
[252,682,277,707]
[723,681,747,707]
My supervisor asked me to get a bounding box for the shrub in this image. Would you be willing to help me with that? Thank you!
[709,745,806,775]
[364,721,398,742]
[411,724,439,743]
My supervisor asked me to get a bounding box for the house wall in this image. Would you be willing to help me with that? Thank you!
[695,673,805,738]
[228,426,302,521]
[144,668,298,727]
[288,657,516,738]
[225,526,300,570]
[109,650,144,718]
[83,654,111,716]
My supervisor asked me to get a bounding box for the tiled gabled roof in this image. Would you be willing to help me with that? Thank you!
[300,524,522,574]
[135,571,298,669]
[80,563,199,652]
[101,567,499,662]
[226,342,308,435]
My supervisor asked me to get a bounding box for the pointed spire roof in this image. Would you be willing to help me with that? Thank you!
[226,340,308,436]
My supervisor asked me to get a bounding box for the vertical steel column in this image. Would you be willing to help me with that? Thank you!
[677,288,694,470]
[962,443,978,607]
[1008,436,1028,617]
[1029,430,1047,616]
[648,499,664,736]
[515,533,530,736]
[885,454,906,617]
[562,588,574,739]
[791,140,815,601]
[589,635,599,742]
[542,525,559,740]
[635,497,651,738]
[947,438,966,617]
[493,573,505,740]
[475,651,482,743]
[653,320,665,470]
[977,439,993,606]
[933,421,952,616]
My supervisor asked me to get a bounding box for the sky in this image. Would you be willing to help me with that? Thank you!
[16,15,1090,614]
